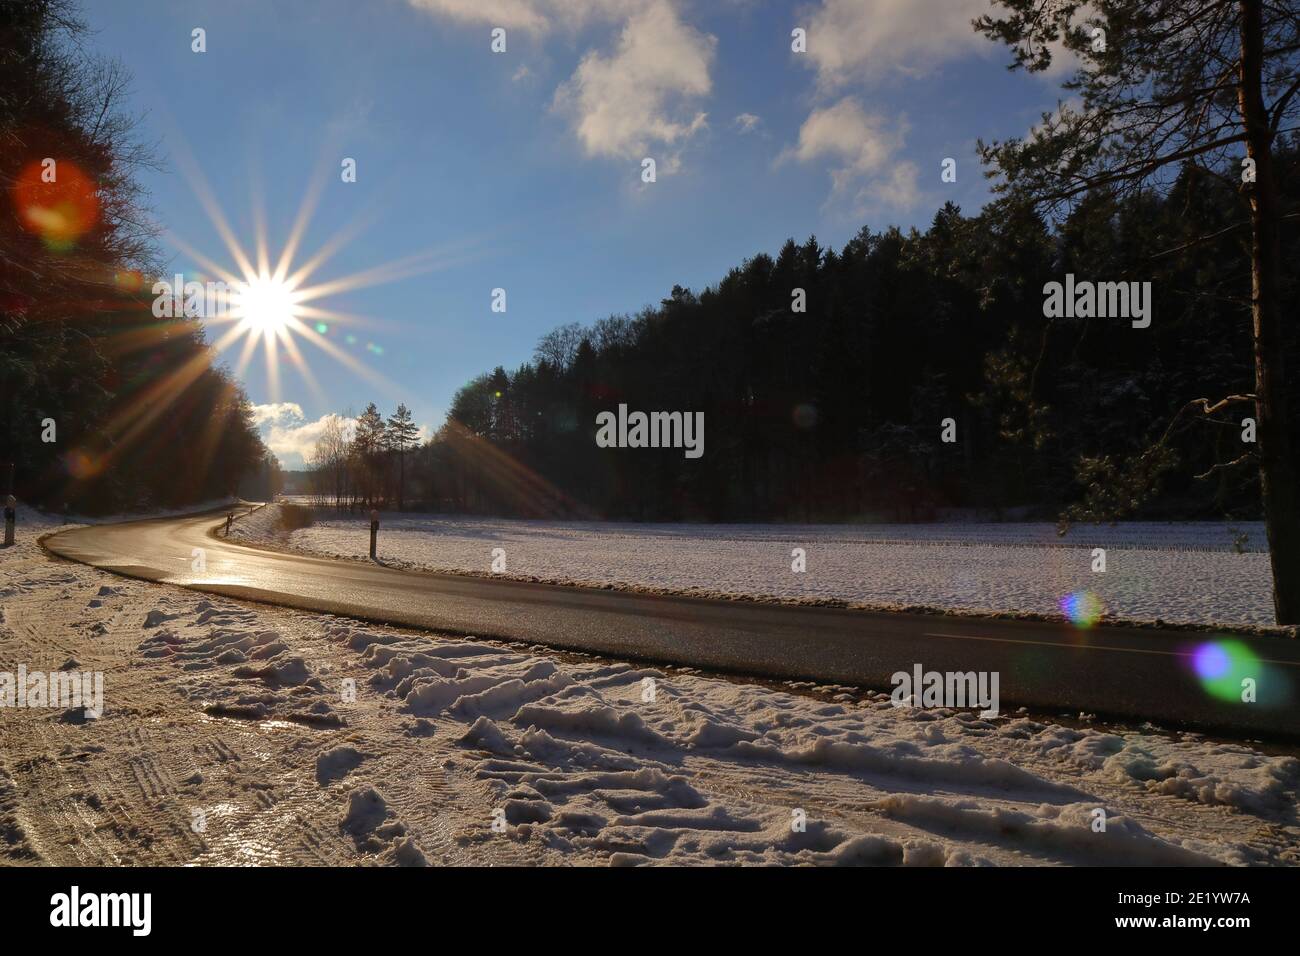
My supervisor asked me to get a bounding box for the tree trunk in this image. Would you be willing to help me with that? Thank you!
[1241,0,1300,623]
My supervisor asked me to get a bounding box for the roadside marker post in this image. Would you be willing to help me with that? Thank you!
[225,512,233,536]
[3,495,14,547]
[369,510,379,559]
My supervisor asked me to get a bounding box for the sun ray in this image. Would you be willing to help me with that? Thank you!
[272,155,333,285]
[162,150,482,412]
[163,232,245,289]
[287,316,400,396]
[232,322,262,379]
[264,321,281,402]
[252,182,271,280]
[276,322,328,408]
[96,321,251,461]
[291,242,483,304]
[280,202,388,290]
[291,304,404,333]
[168,138,258,281]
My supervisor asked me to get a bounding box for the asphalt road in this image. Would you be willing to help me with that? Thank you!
[42,507,1300,739]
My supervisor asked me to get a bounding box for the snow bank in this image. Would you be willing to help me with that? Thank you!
[305,621,1295,865]
[245,507,1277,627]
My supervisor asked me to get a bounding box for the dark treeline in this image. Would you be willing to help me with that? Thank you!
[1,0,274,514]
[400,155,1298,524]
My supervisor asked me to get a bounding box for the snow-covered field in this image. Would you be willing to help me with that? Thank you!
[237,507,1277,628]
[4,504,1296,865]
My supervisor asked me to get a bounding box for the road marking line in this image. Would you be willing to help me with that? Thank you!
[924,632,1300,667]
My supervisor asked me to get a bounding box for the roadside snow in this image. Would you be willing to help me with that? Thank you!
[248,508,1276,627]
[227,501,281,542]
[3,502,1295,866]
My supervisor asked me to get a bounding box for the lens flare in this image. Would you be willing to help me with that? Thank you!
[65,449,104,479]
[114,269,145,292]
[1191,639,1261,703]
[1060,590,1104,628]
[792,403,818,429]
[11,158,99,248]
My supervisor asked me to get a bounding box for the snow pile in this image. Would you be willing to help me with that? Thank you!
[138,598,342,727]
[317,745,371,785]
[226,503,282,544]
[307,621,1296,865]
[1010,722,1300,814]
[870,796,1217,866]
[340,785,427,866]
[249,507,1276,627]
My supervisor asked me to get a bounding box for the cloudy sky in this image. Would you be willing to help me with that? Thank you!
[87,0,1068,468]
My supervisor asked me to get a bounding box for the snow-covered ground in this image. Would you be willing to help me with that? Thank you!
[236,507,1277,628]
[4,503,1295,865]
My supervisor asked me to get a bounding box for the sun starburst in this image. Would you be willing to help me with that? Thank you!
[69,142,487,491]
[234,273,300,337]
[162,148,480,405]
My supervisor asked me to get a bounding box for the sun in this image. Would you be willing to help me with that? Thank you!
[163,150,473,403]
[235,274,297,335]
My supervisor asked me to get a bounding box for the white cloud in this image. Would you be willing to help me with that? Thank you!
[407,0,715,171]
[248,402,305,428]
[781,97,919,213]
[733,112,761,134]
[251,404,354,469]
[803,0,991,88]
[791,0,1091,212]
[802,0,1092,88]
[406,0,638,34]
[252,404,433,469]
[552,0,715,165]
[408,0,549,31]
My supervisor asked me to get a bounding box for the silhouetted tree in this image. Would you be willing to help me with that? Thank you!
[385,403,419,510]
[1,0,271,512]
[975,0,1300,619]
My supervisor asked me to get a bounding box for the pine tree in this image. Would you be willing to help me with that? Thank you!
[353,403,386,508]
[385,403,419,511]
[975,0,1300,622]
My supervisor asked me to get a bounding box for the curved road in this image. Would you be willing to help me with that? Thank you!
[43,506,1300,739]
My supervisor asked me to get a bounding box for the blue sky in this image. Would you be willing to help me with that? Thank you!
[84,0,1070,467]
